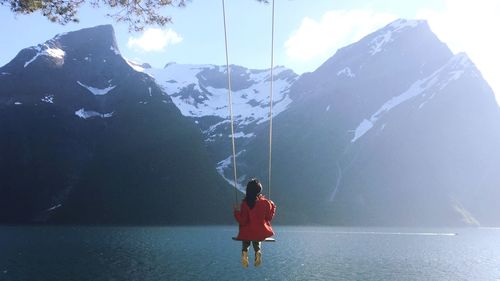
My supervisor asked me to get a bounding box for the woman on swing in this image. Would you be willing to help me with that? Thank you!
[234,178,276,268]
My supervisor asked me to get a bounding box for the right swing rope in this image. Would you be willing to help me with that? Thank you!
[267,0,275,201]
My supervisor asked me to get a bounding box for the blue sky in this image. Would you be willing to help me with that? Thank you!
[1,0,499,103]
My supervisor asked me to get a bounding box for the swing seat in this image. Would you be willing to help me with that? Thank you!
[232,237,276,242]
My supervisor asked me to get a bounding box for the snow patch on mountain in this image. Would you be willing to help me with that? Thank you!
[204,120,231,141]
[110,45,120,55]
[41,95,54,104]
[145,63,213,93]
[46,204,62,211]
[452,198,480,226]
[370,19,424,55]
[77,81,116,95]
[216,151,246,191]
[352,119,374,142]
[202,82,292,126]
[75,108,113,119]
[231,132,255,138]
[337,67,355,78]
[247,66,290,82]
[126,59,149,72]
[24,44,65,68]
[53,32,68,40]
[352,53,471,142]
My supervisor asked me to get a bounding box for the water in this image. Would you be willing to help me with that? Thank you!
[1,226,500,281]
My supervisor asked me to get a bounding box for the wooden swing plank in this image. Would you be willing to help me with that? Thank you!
[232,237,276,242]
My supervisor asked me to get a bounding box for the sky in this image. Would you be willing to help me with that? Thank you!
[1,0,499,104]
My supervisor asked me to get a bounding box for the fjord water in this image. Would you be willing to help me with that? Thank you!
[1,226,499,281]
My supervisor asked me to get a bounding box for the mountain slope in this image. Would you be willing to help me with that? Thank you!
[239,19,500,226]
[2,20,500,227]
[0,25,233,224]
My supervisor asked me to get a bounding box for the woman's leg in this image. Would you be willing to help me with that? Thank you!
[251,241,261,252]
[252,241,262,267]
[242,241,251,252]
[241,241,251,268]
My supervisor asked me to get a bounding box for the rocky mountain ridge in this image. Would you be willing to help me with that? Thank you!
[1,19,500,226]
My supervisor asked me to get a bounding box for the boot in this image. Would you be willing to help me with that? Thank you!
[254,251,262,267]
[241,251,249,268]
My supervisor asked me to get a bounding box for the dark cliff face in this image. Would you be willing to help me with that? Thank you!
[0,25,151,112]
[0,25,233,224]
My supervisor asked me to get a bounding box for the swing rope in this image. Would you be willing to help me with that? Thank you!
[267,0,275,201]
[221,0,239,204]
[221,0,276,203]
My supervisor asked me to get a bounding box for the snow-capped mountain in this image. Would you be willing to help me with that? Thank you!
[146,64,296,126]
[0,25,172,118]
[137,62,298,189]
[2,19,500,226]
[0,25,232,224]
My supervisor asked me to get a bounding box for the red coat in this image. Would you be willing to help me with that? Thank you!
[234,195,276,241]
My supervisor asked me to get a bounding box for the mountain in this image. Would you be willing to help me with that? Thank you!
[133,19,500,226]
[139,63,298,187]
[2,19,500,227]
[238,19,500,226]
[0,25,233,224]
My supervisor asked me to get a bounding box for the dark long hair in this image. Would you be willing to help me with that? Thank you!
[245,178,263,209]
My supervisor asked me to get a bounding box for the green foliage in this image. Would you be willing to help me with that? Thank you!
[1,0,270,31]
[1,0,188,31]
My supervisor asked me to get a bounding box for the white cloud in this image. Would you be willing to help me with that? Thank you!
[127,28,183,52]
[417,0,500,104]
[285,10,397,61]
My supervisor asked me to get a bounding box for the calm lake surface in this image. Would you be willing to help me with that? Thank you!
[1,226,500,281]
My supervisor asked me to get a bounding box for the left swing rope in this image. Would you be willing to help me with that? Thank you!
[221,0,239,204]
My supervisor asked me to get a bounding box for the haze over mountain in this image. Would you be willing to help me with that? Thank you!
[238,19,500,226]
[1,19,499,226]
